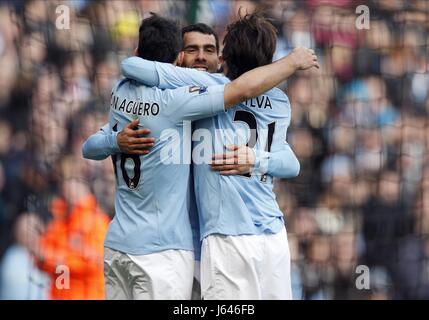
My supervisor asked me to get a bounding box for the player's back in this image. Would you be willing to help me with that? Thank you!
[194,87,291,238]
[105,79,193,255]
[105,78,225,255]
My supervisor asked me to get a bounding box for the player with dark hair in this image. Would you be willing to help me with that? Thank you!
[222,11,277,80]
[182,23,220,53]
[117,11,318,299]
[82,13,318,300]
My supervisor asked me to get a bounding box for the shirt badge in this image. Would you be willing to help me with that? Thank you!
[189,86,207,94]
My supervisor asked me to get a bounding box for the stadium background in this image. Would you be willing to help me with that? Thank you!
[0,0,428,299]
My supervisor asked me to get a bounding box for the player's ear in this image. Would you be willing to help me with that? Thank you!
[175,51,184,66]
[217,54,223,71]
[134,47,139,56]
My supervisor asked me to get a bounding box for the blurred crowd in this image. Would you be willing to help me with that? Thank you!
[0,0,428,299]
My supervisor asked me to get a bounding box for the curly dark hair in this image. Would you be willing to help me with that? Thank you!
[222,10,277,80]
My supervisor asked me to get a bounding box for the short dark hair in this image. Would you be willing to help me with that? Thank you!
[182,23,219,54]
[222,11,277,80]
[137,13,182,63]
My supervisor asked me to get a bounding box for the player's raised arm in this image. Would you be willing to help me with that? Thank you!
[121,56,223,89]
[121,57,162,87]
[159,48,318,122]
[158,84,226,123]
[121,46,318,92]
[223,47,318,109]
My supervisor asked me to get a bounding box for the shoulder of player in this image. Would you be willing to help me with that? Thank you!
[111,78,129,93]
[188,70,229,84]
[181,69,229,84]
[212,72,230,83]
[265,87,291,107]
[112,78,153,94]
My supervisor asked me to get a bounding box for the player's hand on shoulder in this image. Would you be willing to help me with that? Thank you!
[288,47,319,70]
[210,145,255,175]
[117,119,155,155]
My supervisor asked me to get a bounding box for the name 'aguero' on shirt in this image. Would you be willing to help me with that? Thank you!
[110,93,160,116]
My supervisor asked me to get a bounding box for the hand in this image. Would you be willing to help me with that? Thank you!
[288,47,319,70]
[117,119,155,155]
[210,145,255,175]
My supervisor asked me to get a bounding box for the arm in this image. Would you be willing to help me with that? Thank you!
[254,143,300,178]
[82,121,155,159]
[121,47,318,93]
[162,84,226,123]
[162,64,307,122]
[82,123,120,160]
[211,143,300,178]
[121,57,222,89]
[223,48,318,108]
[121,57,161,87]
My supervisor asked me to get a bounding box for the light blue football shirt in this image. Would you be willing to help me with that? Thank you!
[102,77,225,255]
[121,57,295,239]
